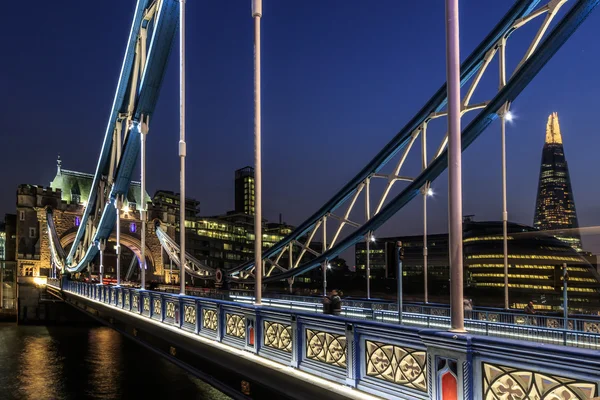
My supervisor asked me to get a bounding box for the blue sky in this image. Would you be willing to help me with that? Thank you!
[1,0,599,253]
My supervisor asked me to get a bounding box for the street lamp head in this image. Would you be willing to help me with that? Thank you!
[427,187,434,197]
[505,111,514,123]
[370,234,376,242]
[327,264,332,269]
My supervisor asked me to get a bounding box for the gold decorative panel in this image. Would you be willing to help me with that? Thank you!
[305,329,346,368]
[166,302,176,319]
[365,340,427,392]
[125,293,130,308]
[583,322,600,334]
[132,295,139,310]
[153,299,161,315]
[226,314,246,339]
[546,319,574,330]
[143,297,150,312]
[184,305,196,325]
[202,309,217,331]
[483,362,596,399]
[263,321,292,352]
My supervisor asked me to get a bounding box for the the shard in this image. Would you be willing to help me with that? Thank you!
[533,112,582,251]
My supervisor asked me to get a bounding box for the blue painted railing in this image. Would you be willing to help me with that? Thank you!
[52,280,600,400]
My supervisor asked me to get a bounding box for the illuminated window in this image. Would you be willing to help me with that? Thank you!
[130,223,137,233]
[75,216,81,226]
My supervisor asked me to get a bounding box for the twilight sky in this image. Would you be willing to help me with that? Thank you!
[1,1,599,252]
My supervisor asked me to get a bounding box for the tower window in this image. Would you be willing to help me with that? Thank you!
[19,211,25,221]
[130,223,137,233]
[75,216,81,227]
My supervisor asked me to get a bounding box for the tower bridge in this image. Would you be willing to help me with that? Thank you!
[13,0,600,398]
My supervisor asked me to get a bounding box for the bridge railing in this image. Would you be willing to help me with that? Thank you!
[62,281,600,399]
[47,278,61,289]
[228,293,600,337]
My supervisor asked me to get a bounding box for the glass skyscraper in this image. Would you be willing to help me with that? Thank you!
[533,112,582,251]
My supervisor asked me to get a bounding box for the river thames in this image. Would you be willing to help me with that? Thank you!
[0,324,230,400]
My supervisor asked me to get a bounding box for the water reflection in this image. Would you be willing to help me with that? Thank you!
[88,328,123,398]
[18,330,62,400]
[0,324,230,400]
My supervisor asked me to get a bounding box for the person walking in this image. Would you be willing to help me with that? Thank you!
[330,290,342,316]
[524,301,537,326]
[322,294,331,315]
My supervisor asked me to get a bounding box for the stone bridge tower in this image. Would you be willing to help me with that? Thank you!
[16,158,169,282]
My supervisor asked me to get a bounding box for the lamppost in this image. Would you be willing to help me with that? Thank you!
[500,106,513,310]
[397,241,404,324]
[422,184,433,303]
[366,232,375,299]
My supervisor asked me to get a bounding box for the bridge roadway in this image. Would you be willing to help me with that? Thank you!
[48,279,600,399]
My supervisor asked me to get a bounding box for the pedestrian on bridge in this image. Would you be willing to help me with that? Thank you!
[330,290,342,316]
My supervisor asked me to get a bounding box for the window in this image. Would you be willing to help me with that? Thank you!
[29,227,36,238]
[75,216,81,227]
[130,223,137,233]
[19,211,25,221]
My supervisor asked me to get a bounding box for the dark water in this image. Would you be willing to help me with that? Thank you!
[0,324,231,400]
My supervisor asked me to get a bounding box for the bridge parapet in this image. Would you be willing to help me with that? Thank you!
[60,281,599,400]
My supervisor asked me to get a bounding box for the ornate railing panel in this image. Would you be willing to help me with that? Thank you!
[263,321,292,353]
[225,313,246,339]
[365,340,427,392]
[305,329,346,369]
[482,362,596,400]
[202,309,218,331]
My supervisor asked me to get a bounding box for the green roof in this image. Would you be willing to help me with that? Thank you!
[50,163,150,206]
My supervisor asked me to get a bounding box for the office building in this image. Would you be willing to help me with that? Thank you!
[235,166,255,215]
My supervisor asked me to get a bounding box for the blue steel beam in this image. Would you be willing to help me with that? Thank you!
[66,0,151,265]
[66,0,179,272]
[264,0,599,283]
[228,0,541,276]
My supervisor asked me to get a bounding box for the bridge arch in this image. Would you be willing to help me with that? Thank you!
[59,231,156,276]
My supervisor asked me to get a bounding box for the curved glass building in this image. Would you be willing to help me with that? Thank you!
[464,221,600,311]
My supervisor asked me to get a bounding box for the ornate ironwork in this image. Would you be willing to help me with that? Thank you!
[184,305,196,325]
[166,302,176,319]
[583,321,600,334]
[483,362,596,399]
[431,309,447,317]
[153,298,161,315]
[225,313,246,339]
[143,297,150,312]
[305,329,346,368]
[547,319,574,330]
[118,292,123,306]
[202,309,217,331]
[132,294,139,310]
[514,315,527,325]
[111,290,116,304]
[125,293,130,308]
[364,340,427,392]
[263,321,292,352]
